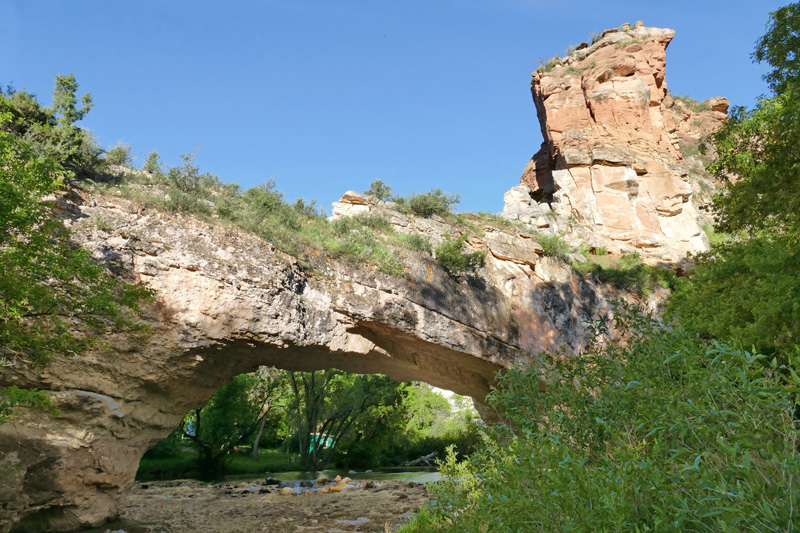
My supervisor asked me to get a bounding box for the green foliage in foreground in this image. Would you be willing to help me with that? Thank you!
[669,236,800,360]
[435,233,486,274]
[0,114,152,368]
[404,305,800,532]
[0,109,151,425]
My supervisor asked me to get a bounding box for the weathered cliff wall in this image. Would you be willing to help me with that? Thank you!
[504,23,728,262]
[0,190,628,531]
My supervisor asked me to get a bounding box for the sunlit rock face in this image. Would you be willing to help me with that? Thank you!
[0,191,633,531]
[506,23,729,262]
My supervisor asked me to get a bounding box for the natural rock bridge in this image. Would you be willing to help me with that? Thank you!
[0,24,722,531]
[0,192,620,531]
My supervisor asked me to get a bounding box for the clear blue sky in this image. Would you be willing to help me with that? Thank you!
[1,0,786,214]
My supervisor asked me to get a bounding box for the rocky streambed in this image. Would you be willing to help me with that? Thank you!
[85,477,429,533]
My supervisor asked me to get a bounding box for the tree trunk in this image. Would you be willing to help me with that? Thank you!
[251,413,269,461]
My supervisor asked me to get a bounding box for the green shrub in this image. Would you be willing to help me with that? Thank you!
[364,179,393,200]
[435,233,486,274]
[534,231,570,261]
[672,93,712,112]
[538,55,561,73]
[105,142,132,167]
[164,188,212,216]
[323,214,405,276]
[404,305,800,532]
[387,233,432,253]
[573,252,679,295]
[395,189,460,218]
[167,149,213,195]
[291,198,319,217]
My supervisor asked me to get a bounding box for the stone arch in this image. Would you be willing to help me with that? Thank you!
[0,200,615,531]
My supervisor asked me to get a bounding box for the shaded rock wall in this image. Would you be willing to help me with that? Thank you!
[505,24,728,262]
[1,191,627,531]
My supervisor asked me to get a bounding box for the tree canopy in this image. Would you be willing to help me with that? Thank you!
[0,96,151,421]
[672,2,800,358]
[703,2,800,240]
[289,370,405,470]
[0,75,103,177]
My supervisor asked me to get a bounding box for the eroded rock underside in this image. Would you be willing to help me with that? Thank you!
[0,190,635,531]
[504,23,728,262]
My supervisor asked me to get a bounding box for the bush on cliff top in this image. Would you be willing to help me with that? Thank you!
[394,188,460,218]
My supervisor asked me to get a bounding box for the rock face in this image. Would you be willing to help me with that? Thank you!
[504,24,728,261]
[0,191,631,531]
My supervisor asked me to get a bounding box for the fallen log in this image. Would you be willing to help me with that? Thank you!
[402,451,438,467]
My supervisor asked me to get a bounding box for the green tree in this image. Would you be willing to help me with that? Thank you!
[182,369,288,476]
[754,1,800,94]
[288,370,404,470]
[364,179,393,200]
[142,149,164,175]
[703,2,800,240]
[249,367,290,461]
[674,3,800,358]
[0,114,151,366]
[51,74,93,128]
[0,111,151,421]
[47,74,103,176]
[403,383,452,435]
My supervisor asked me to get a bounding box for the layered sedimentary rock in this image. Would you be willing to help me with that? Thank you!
[504,23,728,261]
[0,190,633,531]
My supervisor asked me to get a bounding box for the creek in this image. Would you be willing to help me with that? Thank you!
[221,466,441,484]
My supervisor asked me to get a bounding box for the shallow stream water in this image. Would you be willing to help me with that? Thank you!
[221,467,441,484]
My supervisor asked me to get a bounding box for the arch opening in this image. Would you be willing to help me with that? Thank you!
[137,363,480,484]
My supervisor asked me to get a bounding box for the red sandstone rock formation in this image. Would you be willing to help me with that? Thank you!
[507,23,728,261]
